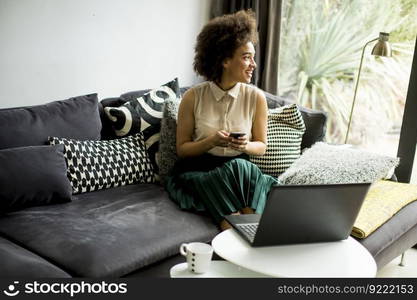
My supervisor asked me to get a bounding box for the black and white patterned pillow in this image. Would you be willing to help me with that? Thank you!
[49,133,155,194]
[103,78,181,175]
[250,104,306,178]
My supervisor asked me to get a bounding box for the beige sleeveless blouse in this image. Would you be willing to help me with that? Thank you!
[192,81,259,157]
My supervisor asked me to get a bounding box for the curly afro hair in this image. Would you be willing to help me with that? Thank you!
[193,10,258,83]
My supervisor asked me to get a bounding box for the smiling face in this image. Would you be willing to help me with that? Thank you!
[222,42,257,86]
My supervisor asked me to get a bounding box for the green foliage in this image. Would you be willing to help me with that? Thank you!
[279,0,414,145]
[390,0,417,42]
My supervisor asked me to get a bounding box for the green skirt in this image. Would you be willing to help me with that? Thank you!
[165,153,278,223]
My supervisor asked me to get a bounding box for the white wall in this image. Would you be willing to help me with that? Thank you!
[0,0,211,108]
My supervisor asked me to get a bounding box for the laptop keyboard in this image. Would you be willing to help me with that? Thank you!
[236,223,258,243]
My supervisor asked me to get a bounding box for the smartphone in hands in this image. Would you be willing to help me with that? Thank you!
[229,132,246,138]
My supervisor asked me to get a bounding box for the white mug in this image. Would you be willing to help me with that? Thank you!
[179,242,213,274]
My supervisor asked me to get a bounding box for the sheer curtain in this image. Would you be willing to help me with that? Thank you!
[211,0,282,95]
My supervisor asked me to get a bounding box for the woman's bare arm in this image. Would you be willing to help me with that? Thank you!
[229,90,268,156]
[176,89,230,158]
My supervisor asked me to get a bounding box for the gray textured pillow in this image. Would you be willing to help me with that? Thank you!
[159,98,181,183]
[278,142,400,185]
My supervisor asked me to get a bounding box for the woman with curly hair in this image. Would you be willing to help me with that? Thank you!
[165,10,277,230]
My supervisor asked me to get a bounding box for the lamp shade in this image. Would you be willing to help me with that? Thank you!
[371,32,392,57]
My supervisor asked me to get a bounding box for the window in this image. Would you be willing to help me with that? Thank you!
[279,0,416,161]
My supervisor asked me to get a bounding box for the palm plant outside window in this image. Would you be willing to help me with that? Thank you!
[278,0,416,158]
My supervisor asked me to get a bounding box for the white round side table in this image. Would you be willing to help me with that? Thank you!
[170,261,268,278]
[211,229,377,278]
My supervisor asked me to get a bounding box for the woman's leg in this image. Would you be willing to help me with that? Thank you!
[220,219,232,231]
[241,207,254,214]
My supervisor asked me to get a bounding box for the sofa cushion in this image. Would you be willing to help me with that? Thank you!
[0,145,72,213]
[264,91,327,149]
[279,142,400,185]
[49,134,155,194]
[103,78,181,174]
[0,184,219,277]
[0,237,71,277]
[0,94,101,149]
[250,104,306,178]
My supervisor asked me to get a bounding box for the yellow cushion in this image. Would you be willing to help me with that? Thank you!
[352,180,417,238]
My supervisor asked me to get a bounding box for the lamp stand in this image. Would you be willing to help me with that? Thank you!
[344,38,379,144]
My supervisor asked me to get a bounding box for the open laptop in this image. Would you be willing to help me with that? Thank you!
[225,183,371,247]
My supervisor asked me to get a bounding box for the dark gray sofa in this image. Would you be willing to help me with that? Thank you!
[0,87,415,278]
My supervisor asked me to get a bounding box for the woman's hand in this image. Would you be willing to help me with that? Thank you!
[229,134,248,152]
[210,130,231,148]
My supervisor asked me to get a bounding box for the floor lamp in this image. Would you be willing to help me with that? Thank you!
[344,32,392,144]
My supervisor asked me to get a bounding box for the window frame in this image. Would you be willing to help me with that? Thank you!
[396,37,417,183]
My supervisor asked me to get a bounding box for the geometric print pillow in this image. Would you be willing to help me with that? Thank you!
[250,104,306,178]
[48,133,155,194]
[103,78,181,176]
